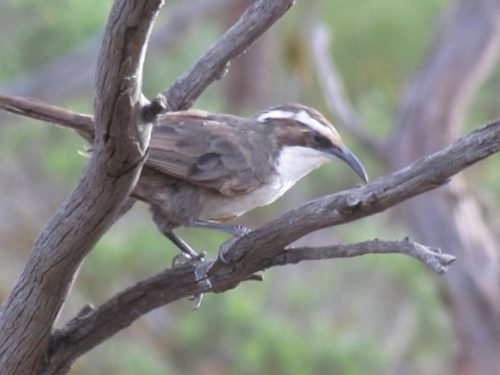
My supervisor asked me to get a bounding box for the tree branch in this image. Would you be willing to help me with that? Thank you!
[43,118,499,371]
[45,237,454,372]
[1,0,231,102]
[385,1,500,370]
[217,119,500,268]
[0,1,296,373]
[156,0,294,113]
[1,0,295,128]
[269,240,456,274]
[0,94,498,270]
[0,1,162,374]
[0,94,94,141]
[310,25,383,157]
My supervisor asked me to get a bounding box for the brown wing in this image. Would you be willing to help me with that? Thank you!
[147,112,272,196]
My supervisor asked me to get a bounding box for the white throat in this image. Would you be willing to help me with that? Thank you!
[199,145,332,220]
[276,145,332,185]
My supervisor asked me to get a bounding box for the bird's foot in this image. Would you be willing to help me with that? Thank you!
[172,251,206,268]
[171,251,209,310]
[190,220,251,237]
[218,237,240,264]
[217,227,252,264]
[231,225,251,237]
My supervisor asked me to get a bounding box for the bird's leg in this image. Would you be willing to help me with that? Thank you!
[163,230,208,309]
[190,219,251,236]
[190,219,251,264]
[163,231,206,267]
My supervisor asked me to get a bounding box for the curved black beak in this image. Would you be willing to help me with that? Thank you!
[326,145,369,183]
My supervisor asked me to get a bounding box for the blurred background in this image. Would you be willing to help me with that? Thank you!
[0,0,499,374]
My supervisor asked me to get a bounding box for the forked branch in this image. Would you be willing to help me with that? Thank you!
[45,238,455,372]
[42,118,499,372]
[1,0,499,373]
[0,1,296,373]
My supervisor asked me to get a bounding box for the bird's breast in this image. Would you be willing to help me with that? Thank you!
[199,146,331,221]
[199,175,290,220]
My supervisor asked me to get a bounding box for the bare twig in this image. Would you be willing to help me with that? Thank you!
[217,119,500,267]
[46,238,453,372]
[271,240,456,274]
[0,2,296,127]
[310,25,382,156]
[0,94,94,141]
[1,0,231,101]
[46,238,453,370]
[159,0,294,112]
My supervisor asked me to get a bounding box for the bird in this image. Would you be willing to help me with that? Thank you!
[134,103,368,262]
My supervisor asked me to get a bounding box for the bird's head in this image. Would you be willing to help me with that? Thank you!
[256,104,368,183]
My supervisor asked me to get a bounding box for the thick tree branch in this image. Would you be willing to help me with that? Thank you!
[0,1,163,374]
[0,95,498,267]
[308,2,500,373]
[0,1,296,373]
[218,119,500,267]
[1,0,295,127]
[45,238,454,372]
[43,118,498,371]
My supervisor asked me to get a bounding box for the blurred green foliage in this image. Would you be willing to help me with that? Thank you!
[1,0,497,374]
[0,0,109,81]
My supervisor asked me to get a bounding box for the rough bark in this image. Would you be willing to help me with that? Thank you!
[44,118,500,371]
[1,0,499,373]
[0,0,295,373]
[1,94,499,371]
[45,239,455,373]
[0,1,162,373]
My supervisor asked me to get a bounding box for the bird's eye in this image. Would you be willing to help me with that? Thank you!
[312,132,322,142]
[311,131,333,148]
[311,131,328,146]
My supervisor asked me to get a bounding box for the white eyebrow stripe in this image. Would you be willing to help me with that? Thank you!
[256,110,294,122]
[294,110,331,138]
[257,109,333,138]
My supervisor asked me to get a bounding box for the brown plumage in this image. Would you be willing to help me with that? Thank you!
[148,111,277,196]
[135,104,368,260]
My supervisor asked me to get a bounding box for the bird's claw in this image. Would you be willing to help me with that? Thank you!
[171,252,209,309]
[233,225,251,236]
[172,251,206,268]
[218,237,240,264]
[217,227,251,264]
[189,293,204,310]
[190,261,214,310]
